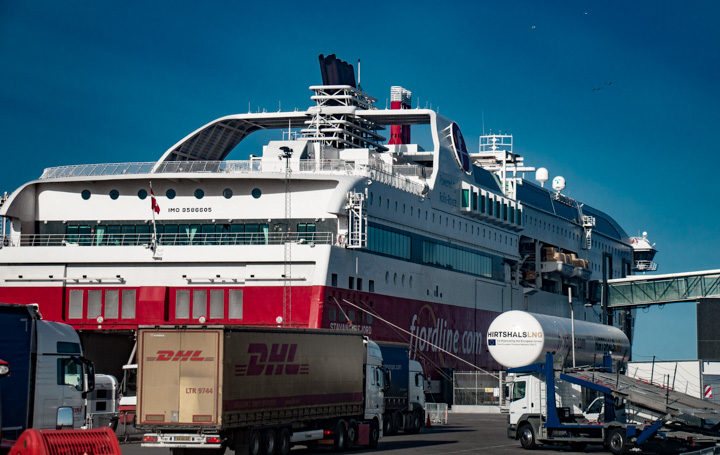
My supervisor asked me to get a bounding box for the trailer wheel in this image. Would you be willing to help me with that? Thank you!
[606,428,628,455]
[333,421,347,451]
[248,430,262,455]
[263,428,277,455]
[277,427,291,455]
[369,420,379,449]
[519,423,537,450]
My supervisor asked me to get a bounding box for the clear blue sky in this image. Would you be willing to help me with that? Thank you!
[1,1,719,360]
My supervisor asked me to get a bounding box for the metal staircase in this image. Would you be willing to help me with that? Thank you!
[582,215,595,250]
[346,191,367,249]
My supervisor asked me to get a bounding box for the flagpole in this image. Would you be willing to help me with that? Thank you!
[150,181,158,253]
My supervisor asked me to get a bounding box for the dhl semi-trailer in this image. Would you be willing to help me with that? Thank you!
[137,326,388,455]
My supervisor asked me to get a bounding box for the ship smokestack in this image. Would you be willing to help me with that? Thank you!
[389,86,412,145]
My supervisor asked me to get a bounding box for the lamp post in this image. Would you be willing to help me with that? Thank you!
[569,287,575,368]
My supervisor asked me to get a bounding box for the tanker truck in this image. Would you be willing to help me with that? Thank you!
[491,311,720,454]
[138,326,387,455]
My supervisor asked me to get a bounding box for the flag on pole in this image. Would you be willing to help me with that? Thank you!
[151,188,160,214]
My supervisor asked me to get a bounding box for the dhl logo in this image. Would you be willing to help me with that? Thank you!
[235,343,309,376]
[146,350,214,362]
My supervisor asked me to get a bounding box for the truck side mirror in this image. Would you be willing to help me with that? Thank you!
[82,357,96,392]
[383,369,391,392]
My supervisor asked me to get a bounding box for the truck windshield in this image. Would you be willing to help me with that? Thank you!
[511,381,526,402]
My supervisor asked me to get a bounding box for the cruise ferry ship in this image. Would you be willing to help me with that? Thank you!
[0,55,654,387]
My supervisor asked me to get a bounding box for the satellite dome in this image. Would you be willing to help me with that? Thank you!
[552,176,566,192]
[536,167,549,185]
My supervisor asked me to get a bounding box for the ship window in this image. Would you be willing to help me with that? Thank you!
[81,190,91,200]
[357,278,362,291]
[385,271,389,284]
[409,276,413,288]
[88,291,102,319]
[176,290,190,319]
[105,290,119,319]
[348,277,354,289]
[386,199,390,209]
[122,290,136,319]
[393,273,397,285]
[194,189,204,199]
[328,307,337,322]
[496,201,501,218]
[229,289,243,319]
[403,203,406,214]
[348,310,356,323]
[369,192,373,204]
[369,280,375,292]
[331,273,338,287]
[109,190,119,200]
[193,290,207,319]
[68,290,84,319]
[138,189,148,200]
[252,188,262,199]
[461,189,470,208]
[210,290,224,319]
[166,189,176,199]
[223,188,233,199]
[378,196,382,206]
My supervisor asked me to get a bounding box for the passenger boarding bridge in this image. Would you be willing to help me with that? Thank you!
[606,270,720,309]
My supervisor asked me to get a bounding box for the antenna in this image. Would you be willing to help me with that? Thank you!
[482,111,485,135]
[357,59,361,89]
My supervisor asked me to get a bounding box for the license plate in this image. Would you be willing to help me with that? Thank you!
[173,436,192,442]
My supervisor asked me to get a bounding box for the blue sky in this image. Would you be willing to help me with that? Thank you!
[1,1,719,360]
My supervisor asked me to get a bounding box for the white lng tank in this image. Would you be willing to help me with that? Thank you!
[486,311,630,369]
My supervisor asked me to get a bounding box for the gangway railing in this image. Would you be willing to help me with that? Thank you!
[607,270,720,308]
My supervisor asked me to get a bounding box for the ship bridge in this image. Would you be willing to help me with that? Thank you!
[607,269,720,308]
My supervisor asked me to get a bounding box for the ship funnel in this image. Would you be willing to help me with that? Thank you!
[389,86,412,145]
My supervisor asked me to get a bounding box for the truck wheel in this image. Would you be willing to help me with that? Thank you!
[345,420,357,450]
[263,428,277,455]
[333,421,347,451]
[248,430,262,455]
[277,427,291,455]
[519,423,537,450]
[409,410,422,434]
[606,428,628,455]
[392,412,403,434]
[369,420,379,449]
[383,414,392,435]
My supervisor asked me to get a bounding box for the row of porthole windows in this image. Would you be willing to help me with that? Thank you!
[369,192,517,248]
[80,188,264,201]
[384,271,413,288]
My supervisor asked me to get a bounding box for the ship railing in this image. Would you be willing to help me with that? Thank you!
[39,159,427,195]
[11,232,334,247]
